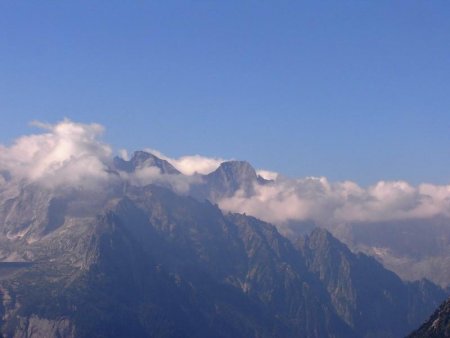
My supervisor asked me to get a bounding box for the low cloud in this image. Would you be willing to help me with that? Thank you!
[218,177,450,226]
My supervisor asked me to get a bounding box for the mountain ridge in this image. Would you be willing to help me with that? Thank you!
[0,150,447,337]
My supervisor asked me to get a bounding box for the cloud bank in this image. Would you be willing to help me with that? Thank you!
[218,177,450,226]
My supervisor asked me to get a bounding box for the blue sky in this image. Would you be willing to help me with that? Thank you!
[0,1,449,185]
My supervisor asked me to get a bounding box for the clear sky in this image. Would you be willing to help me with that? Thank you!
[0,1,449,185]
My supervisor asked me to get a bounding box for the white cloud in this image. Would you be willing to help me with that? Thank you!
[0,119,112,189]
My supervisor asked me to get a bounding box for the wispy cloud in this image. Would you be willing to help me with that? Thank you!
[144,148,225,175]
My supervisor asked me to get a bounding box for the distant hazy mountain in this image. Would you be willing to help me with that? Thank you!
[0,151,447,337]
[331,218,450,288]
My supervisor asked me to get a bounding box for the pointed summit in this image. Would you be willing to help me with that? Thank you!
[113,151,180,175]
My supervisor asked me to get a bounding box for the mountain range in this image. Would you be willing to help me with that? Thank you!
[0,151,447,337]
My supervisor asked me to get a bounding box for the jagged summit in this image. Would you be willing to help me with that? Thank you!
[113,150,180,175]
